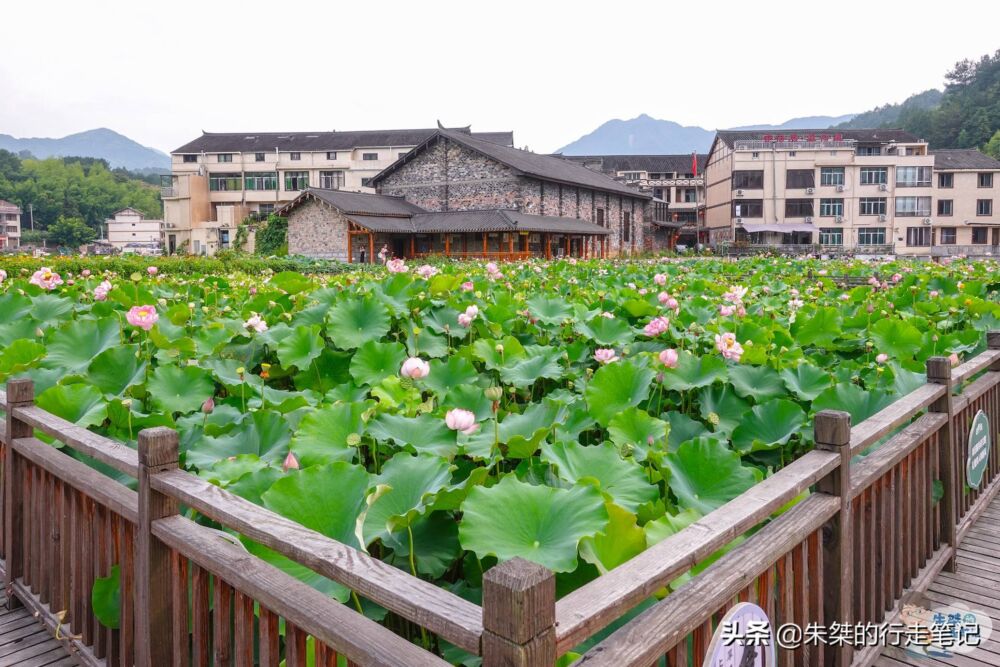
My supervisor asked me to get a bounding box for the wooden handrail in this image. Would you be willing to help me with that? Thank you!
[848,383,946,455]
[848,413,948,498]
[13,404,140,476]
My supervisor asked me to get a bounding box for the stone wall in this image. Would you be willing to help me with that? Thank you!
[286,198,350,260]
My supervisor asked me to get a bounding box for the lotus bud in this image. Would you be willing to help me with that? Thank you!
[202,398,214,413]
[35,327,43,337]
[707,412,720,427]
[484,386,503,402]
[121,398,133,408]
[282,451,300,472]
[866,303,874,313]
[619,443,635,458]
[346,433,362,447]
[507,386,516,394]
[495,343,504,354]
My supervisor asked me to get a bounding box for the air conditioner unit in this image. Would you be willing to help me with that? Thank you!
[836,185,846,192]
[835,215,844,223]
[922,218,932,225]
[806,187,815,194]
[736,217,743,223]
[879,183,888,191]
[878,214,887,222]
[736,189,745,197]
[805,216,814,223]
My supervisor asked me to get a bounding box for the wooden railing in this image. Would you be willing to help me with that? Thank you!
[413,250,534,261]
[2,333,1000,666]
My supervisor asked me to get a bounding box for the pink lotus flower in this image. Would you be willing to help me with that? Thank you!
[81,269,91,277]
[445,408,479,435]
[659,348,679,368]
[891,273,902,283]
[594,348,619,364]
[930,290,939,298]
[126,305,159,331]
[723,286,748,303]
[461,281,474,292]
[839,293,850,301]
[282,451,300,472]
[638,288,647,296]
[249,286,258,295]
[715,333,743,362]
[458,314,473,327]
[720,305,735,317]
[875,353,889,364]
[643,316,670,337]
[386,258,407,273]
[94,280,113,301]
[654,273,667,286]
[202,397,215,414]
[0,269,6,283]
[486,262,499,273]
[657,291,670,305]
[416,265,439,279]
[400,357,430,379]
[950,353,961,366]
[29,267,63,291]
[244,313,268,333]
[147,266,158,276]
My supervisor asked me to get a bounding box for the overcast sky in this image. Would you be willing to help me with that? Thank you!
[2,0,997,155]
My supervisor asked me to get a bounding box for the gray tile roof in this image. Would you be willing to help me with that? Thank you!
[412,210,513,233]
[343,214,418,233]
[714,128,919,147]
[302,188,426,216]
[372,129,650,199]
[502,211,610,235]
[557,154,708,175]
[932,149,1000,170]
[172,128,514,154]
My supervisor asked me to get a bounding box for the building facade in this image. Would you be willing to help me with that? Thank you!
[162,126,513,255]
[559,154,707,249]
[0,200,21,249]
[283,128,650,261]
[104,207,163,254]
[928,149,1000,256]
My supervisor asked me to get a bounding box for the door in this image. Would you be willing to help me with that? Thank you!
[992,228,999,246]
[392,238,406,259]
[168,235,176,254]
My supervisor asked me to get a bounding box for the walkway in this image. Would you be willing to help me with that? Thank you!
[0,592,76,667]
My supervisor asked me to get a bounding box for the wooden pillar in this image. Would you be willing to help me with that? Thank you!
[482,558,555,667]
[368,233,374,264]
[545,234,551,260]
[347,231,353,264]
[410,234,415,258]
[814,410,853,667]
[508,233,514,259]
[928,355,957,571]
[3,378,34,610]
[482,233,487,257]
[136,427,180,667]
[445,234,451,257]
[462,234,468,256]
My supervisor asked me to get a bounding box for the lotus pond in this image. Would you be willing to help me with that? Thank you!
[2,255,999,660]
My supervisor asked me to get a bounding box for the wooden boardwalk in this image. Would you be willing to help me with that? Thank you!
[877,490,1000,667]
[0,593,76,667]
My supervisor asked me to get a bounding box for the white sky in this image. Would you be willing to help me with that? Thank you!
[1,0,998,154]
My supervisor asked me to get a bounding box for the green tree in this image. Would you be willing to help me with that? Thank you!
[984,130,1000,159]
[48,216,97,247]
[256,215,288,256]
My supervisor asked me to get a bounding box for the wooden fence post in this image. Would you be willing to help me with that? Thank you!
[137,427,179,667]
[481,558,555,667]
[3,378,33,610]
[927,355,957,572]
[814,409,853,667]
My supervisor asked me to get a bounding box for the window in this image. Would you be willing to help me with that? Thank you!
[682,188,697,203]
[397,151,408,159]
[819,198,844,217]
[820,167,845,186]
[939,227,957,245]
[327,152,338,160]
[819,228,843,245]
[895,197,931,217]
[979,173,994,188]
[856,146,881,156]
[621,172,642,181]
[858,227,886,245]
[622,211,632,243]
[978,199,993,216]
[786,169,815,189]
[183,155,198,163]
[785,199,814,218]
[973,227,989,244]
[938,173,954,188]
[732,171,764,189]
[895,166,932,187]
[906,227,931,246]
[290,152,301,161]
[216,154,232,163]
[244,172,278,191]
[652,188,664,200]
[361,178,373,188]
[319,171,344,190]
[284,171,309,191]
[255,152,266,162]
[937,199,953,216]
[258,204,275,218]
[596,208,606,226]
[208,173,242,191]
[751,151,760,159]
[860,167,888,185]
[362,153,379,161]
[732,200,763,218]
[788,151,797,157]
[859,197,887,216]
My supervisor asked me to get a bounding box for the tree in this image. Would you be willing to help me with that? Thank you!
[984,131,1000,159]
[48,216,97,247]
[256,215,288,256]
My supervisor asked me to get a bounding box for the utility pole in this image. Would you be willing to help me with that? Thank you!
[28,203,33,231]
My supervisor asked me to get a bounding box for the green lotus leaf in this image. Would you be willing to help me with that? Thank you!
[780,364,831,401]
[277,324,325,370]
[574,316,635,347]
[289,402,367,466]
[30,293,74,323]
[0,292,32,325]
[471,336,526,370]
[443,384,494,422]
[792,306,843,348]
[226,466,283,505]
[406,328,448,358]
[87,345,145,397]
[0,338,46,377]
[812,382,893,425]
[36,383,107,429]
[500,346,565,388]
[423,356,479,395]
[698,384,750,436]
[362,453,454,545]
[383,511,461,579]
[0,319,38,348]
[186,410,291,469]
[268,271,313,295]
[664,437,762,515]
[369,413,458,459]
[660,351,728,392]
[871,318,924,360]
[732,399,806,453]
[294,348,352,393]
[727,364,786,401]
[540,441,658,512]
[326,295,391,350]
[92,565,121,629]
[585,359,656,426]
[349,339,407,387]
[526,295,573,325]
[580,504,646,574]
[665,412,710,450]
[607,407,669,459]
[459,475,609,572]
[147,364,214,414]
[645,508,702,547]
[43,317,119,373]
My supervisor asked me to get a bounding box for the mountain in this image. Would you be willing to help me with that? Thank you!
[837,90,944,130]
[0,128,170,172]
[557,113,857,155]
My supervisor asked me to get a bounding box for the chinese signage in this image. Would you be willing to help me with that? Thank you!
[900,601,993,659]
[967,410,991,490]
[760,133,844,142]
[704,603,776,667]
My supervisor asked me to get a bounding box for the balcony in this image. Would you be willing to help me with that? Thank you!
[720,243,895,256]
[160,187,177,198]
[734,139,857,151]
[932,245,1000,257]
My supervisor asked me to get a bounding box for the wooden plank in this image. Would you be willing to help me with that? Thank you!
[152,515,451,667]
[120,518,135,667]
[568,495,838,667]
[212,579,232,666]
[8,578,102,667]
[849,414,947,499]
[12,405,139,477]
[849,383,946,455]
[233,592,254,667]
[191,564,210,667]
[554,449,839,653]
[153,469,483,654]
[285,625,307,667]
[257,608,279,667]
[171,551,190,667]
[953,350,1000,385]
[92,505,106,660]
[482,558,555,667]
[3,379,33,608]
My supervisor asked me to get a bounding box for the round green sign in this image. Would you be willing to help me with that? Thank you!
[966,410,991,490]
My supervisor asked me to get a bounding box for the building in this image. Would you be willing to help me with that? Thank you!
[929,149,1000,257]
[104,207,163,254]
[162,126,513,255]
[282,128,653,261]
[704,129,936,256]
[559,154,707,249]
[0,199,21,249]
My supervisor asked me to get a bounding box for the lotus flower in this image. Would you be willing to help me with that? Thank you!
[202,398,215,414]
[594,348,619,364]
[715,332,743,362]
[282,451,300,472]
[720,305,735,317]
[643,316,670,337]
[445,408,479,435]
[659,348,679,368]
[94,280,113,301]
[244,313,268,333]
[400,357,430,379]
[416,265,439,279]
[724,286,748,303]
[654,273,667,286]
[81,269,91,277]
[148,266,158,276]
[386,258,407,273]
[461,281,474,292]
[126,305,159,331]
[876,353,889,364]
[950,353,961,366]
[29,267,63,291]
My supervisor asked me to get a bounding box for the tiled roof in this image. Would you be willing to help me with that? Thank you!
[714,128,920,147]
[301,188,426,217]
[557,154,708,175]
[172,128,514,154]
[371,129,650,199]
[0,199,20,212]
[502,211,611,235]
[932,149,1000,170]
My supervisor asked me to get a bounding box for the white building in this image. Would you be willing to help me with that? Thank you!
[0,199,21,249]
[105,208,163,254]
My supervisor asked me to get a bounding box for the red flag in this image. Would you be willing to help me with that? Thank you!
[691,152,698,177]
